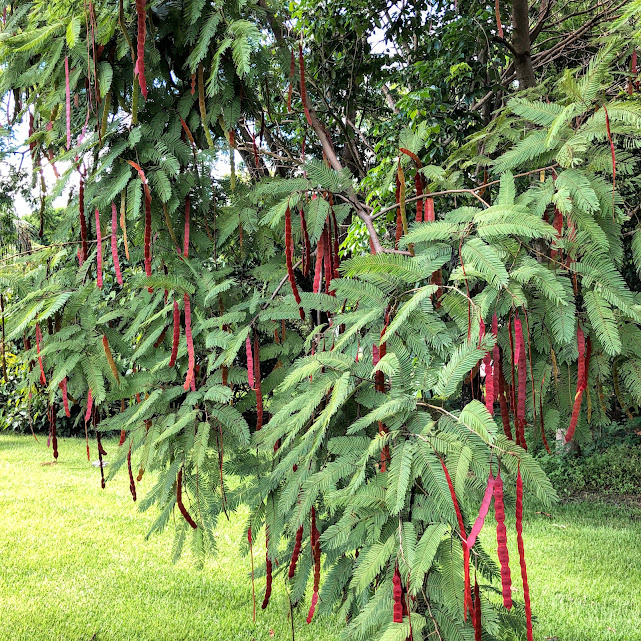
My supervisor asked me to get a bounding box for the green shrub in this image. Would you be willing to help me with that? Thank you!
[538,425,641,497]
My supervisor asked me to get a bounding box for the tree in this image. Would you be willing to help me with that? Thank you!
[1,1,640,639]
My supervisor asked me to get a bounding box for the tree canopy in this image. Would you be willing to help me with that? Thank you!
[1,1,641,639]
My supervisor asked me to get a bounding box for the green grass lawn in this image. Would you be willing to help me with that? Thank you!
[0,434,640,641]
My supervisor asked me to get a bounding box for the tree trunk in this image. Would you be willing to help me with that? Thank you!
[511,0,536,89]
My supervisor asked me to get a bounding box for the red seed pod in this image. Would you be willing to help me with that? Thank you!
[35,321,46,385]
[494,467,512,609]
[93,408,106,489]
[515,316,527,448]
[307,506,321,623]
[246,335,254,389]
[190,72,196,95]
[119,429,127,446]
[50,403,58,459]
[323,223,333,295]
[298,44,313,127]
[78,176,88,263]
[516,466,533,641]
[262,554,272,609]
[300,207,311,278]
[565,326,586,443]
[288,525,304,578]
[466,473,495,549]
[59,378,70,417]
[473,578,482,641]
[330,206,341,279]
[144,188,152,280]
[306,592,318,624]
[153,326,167,348]
[483,349,493,411]
[65,56,71,150]
[508,317,518,440]
[183,195,190,257]
[254,333,263,431]
[182,294,195,391]
[176,467,197,528]
[285,205,305,319]
[491,314,500,415]
[110,202,123,285]
[135,0,147,99]
[551,208,563,259]
[169,300,180,367]
[393,564,403,623]
[424,196,435,222]
[127,445,137,502]
[313,225,325,294]
[440,458,471,618]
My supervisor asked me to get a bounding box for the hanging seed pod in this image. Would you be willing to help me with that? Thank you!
[120,190,129,260]
[59,378,70,417]
[312,228,325,294]
[182,294,195,391]
[126,161,152,282]
[490,313,500,416]
[300,207,311,278]
[285,205,305,319]
[288,525,304,579]
[111,202,123,285]
[565,326,586,443]
[102,334,120,383]
[473,578,482,641]
[515,315,526,449]
[494,467,512,609]
[127,445,137,501]
[169,300,180,367]
[323,223,333,295]
[50,403,58,459]
[262,551,272,609]
[393,564,403,623]
[440,458,471,619]
[254,333,263,431]
[176,467,197,528]
[246,335,254,389]
[78,176,88,264]
[35,320,46,385]
[135,0,147,98]
[516,465,533,641]
[466,472,495,549]
[197,63,214,149]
